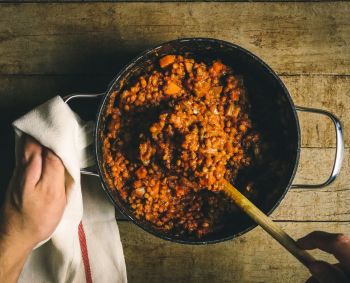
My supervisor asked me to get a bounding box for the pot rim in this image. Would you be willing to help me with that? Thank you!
[94,37,301,245]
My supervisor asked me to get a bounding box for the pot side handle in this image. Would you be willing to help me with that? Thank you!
[63,92,105,103]
[63,93,104,177]
[291,106,344,189]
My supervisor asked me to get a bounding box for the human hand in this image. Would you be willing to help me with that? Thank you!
[0,135,66,282]
[2,135,66,247]
[297,231,350,283]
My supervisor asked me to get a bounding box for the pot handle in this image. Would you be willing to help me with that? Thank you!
[63,92,104,103]
[291,106,344,189]
[63,93,104,177]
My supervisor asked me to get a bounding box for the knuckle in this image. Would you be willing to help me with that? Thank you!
[27,154,42,172]
[45,189,56,200]
[309,261,324,274]
[24,138,42,154]
[31,152,42,164]
[333,233,350,248]
[22,153,41,174]
[21,150,41,167]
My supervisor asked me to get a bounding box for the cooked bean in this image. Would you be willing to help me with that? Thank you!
[102,55,261,238]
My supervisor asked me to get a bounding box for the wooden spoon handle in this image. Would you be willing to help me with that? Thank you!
[222,180,316,267]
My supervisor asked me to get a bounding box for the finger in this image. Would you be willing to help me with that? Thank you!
[39,148,65,189]
[20,135,43,168]
[16,136,43,187]
[15,134,43,185]
[8,140,43,210]
[308,261,348,283]
[334,263,350,280]
[297,231,350,270]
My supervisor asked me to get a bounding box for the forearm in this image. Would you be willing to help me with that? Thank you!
[0,209,34,283]
[0,236,32,282]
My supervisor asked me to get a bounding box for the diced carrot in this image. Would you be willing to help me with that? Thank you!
[164,81,181,95]
[140,77,147,88]
[159,55,176,68]
[136,167,148,179]
[175,186,185,197]
[239,124,247,133]
[184,61,193,72]
[133,180,143,188]
[212,61,224,73]
[213,86,223,96]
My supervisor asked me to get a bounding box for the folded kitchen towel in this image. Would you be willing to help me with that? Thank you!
[12,96,127,283]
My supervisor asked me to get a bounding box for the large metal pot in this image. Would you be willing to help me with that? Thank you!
[64,38,344,244]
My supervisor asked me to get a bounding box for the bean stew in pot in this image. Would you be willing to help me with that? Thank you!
[102,55,263,238]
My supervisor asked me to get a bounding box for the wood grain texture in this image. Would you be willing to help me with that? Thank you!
[3,0,349,3]
[284,75,350,148]
[0,3,349,75]
[271,148,350,221]
[119,221,349,283]
[0,2,349,283]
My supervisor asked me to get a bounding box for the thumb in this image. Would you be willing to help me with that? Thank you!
[308,261,348,283]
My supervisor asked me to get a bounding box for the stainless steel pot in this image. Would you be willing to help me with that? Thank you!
[64,38,344,244]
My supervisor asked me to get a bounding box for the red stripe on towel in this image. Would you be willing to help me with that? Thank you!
[78,222,93,283]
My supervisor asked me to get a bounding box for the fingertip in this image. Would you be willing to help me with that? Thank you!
[40,148,65,184]
[297,231,333,250]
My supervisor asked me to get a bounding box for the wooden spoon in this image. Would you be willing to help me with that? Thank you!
[222,180,316,267]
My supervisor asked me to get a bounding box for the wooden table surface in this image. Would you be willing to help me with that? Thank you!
[0,2,349,283]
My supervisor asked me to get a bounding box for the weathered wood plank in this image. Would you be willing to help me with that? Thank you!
[2,0,349,3]
[271,149,350,221]
[292,148,349,192]
[0,3,348,283]
[284,75,350,148]
[0,3,349,75]
[118,221,350,283]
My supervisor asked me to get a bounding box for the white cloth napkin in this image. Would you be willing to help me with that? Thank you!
[12,96,127,283]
